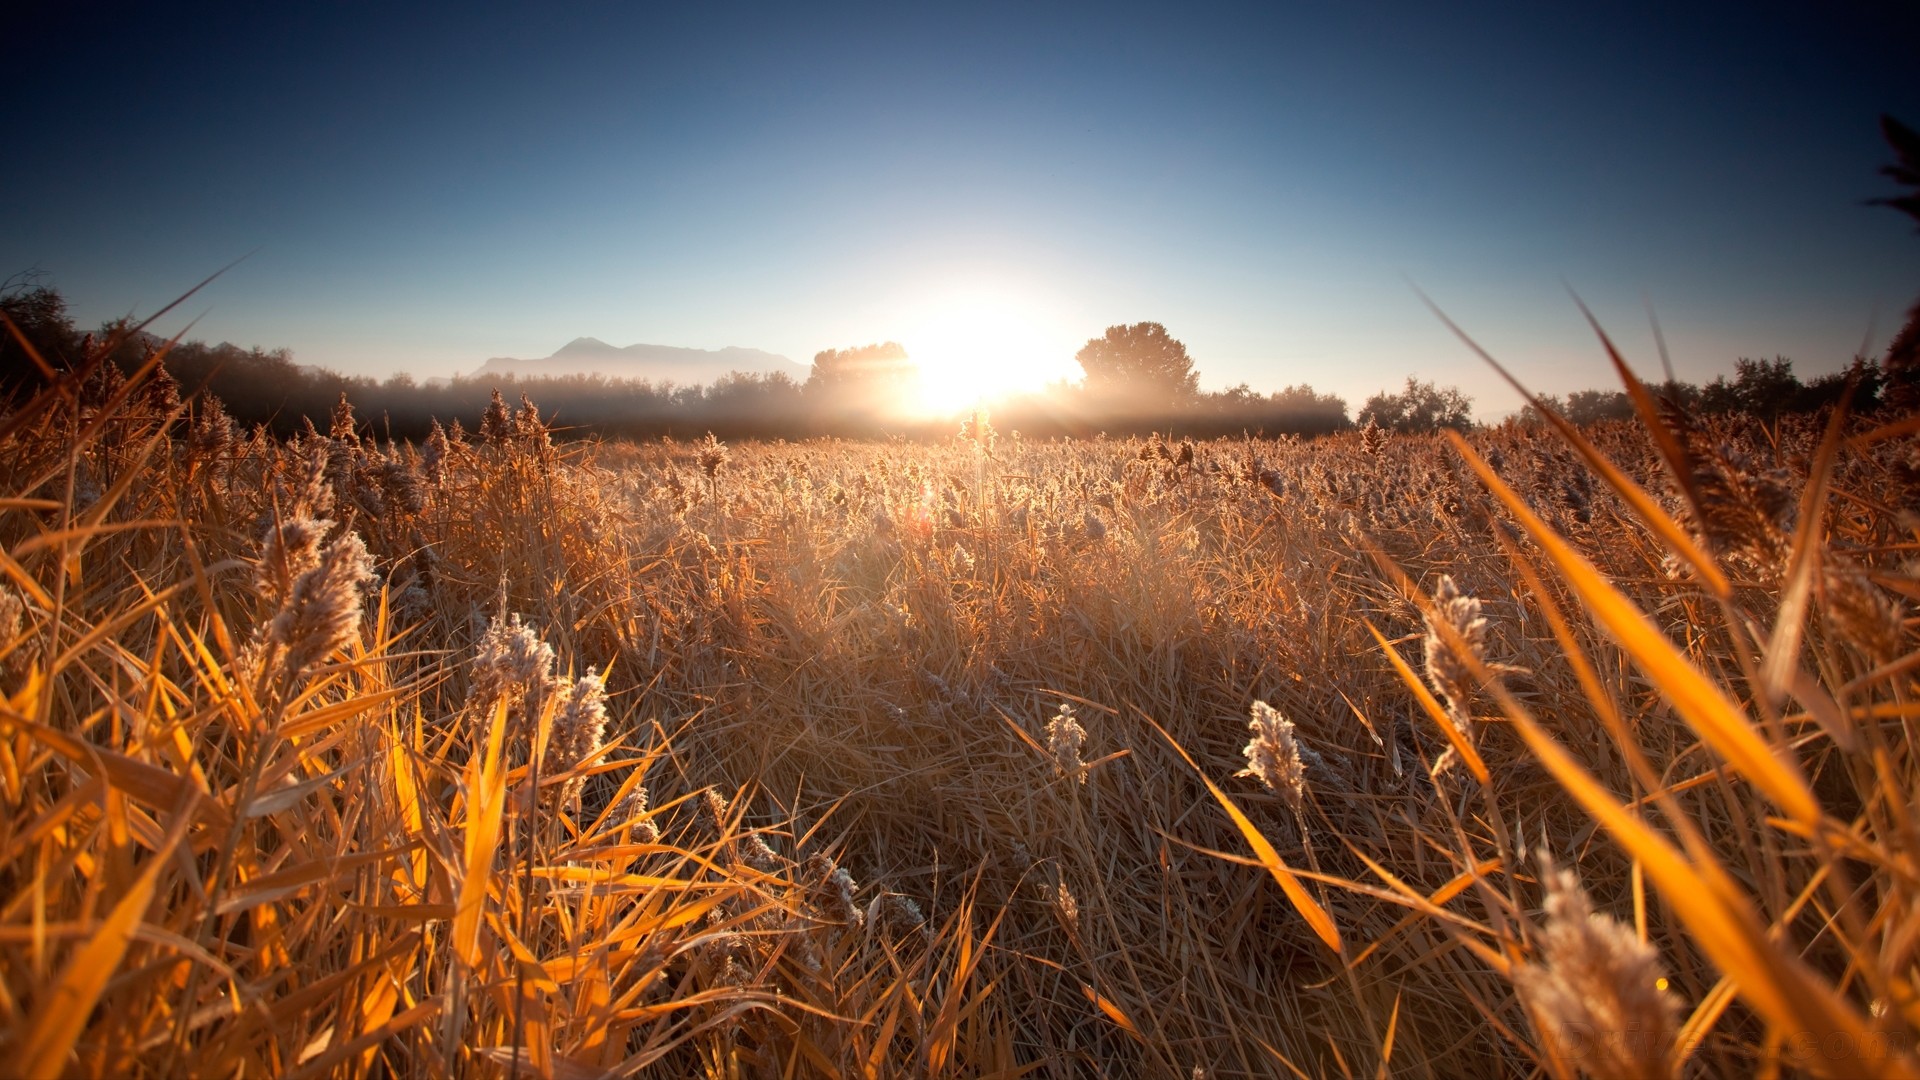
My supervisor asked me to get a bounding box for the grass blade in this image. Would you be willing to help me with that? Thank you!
[1447,430,1821,829]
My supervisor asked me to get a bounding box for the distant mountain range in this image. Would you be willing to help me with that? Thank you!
[473,337,805,387]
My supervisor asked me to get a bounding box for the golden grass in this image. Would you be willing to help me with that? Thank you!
[3,326,1919,1077]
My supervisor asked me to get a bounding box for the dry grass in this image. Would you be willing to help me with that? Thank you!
[3,329,1919,1077]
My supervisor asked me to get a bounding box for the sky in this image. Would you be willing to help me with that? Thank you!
[6,1,1920,416]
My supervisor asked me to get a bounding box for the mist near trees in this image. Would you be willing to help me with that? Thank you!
[0,276,1905,445]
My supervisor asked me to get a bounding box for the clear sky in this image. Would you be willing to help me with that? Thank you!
[7,1,1919,415]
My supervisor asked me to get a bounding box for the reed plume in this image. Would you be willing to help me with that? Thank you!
[1514,860,1679,1080]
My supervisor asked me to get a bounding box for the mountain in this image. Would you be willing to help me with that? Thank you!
[474,337,805,387]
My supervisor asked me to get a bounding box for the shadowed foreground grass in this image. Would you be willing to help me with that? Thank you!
[3,334,1918,1077]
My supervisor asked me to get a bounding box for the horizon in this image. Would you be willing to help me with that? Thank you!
[7,2,1919,416]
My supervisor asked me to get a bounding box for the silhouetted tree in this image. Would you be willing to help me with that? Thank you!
[1358,376,1473,433]
[1565,389,1633,425]
[0,271,81,389]
[1871,115,1920,230]
[1731,357,1801,419]
[1796,358,1881,414]
[1075,322,1199,408]
[1872,115,1920,410]
[806,342,914,393]
[804,341,917,430]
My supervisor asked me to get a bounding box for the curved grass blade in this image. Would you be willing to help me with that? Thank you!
[1146,713,1343,954]
[1448,430,1820,829]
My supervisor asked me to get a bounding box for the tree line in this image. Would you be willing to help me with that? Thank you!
[0,298,1352,441]
[1,281,1910,444]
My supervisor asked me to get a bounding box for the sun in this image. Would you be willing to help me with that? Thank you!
[899,288,1082,416]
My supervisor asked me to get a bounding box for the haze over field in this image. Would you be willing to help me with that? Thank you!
[6,2,1919,414]
[473,338,804,386]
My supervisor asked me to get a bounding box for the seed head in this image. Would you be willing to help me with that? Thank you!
[616,784,662,843]
[697,432,730,480]
[190,397,236,463]
[1423,575,1490,718]
[480,388,513,446]
[1823,559,1906,665]
[370,457,426,516]
[1681,435,1794,577]
[328,392,359,443]
[1238,700,1308,814]
[959,408,997,453]
[1052,879,1081,939]
[0,585,31,683]
[514,393,548,442]
[1360,416,1387,455]
[803,853,864,927]
[865,892,929,943]
[469,612,558,725]
[1515,860,1679,1080]
[422,419,450,484]
[264,531,375,681]
[256,515,332,607]
[1082,509,1107,542]
[1046,702,1088,783]
[144,361,180,414]
[547,667,609,778]
[291,442,334,518]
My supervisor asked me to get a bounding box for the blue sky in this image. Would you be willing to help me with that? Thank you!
[6,1,1918,415]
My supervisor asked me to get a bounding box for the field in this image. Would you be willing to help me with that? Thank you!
[2,351,1918,1078]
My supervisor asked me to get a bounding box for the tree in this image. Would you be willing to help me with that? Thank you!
[1730,356,1801,419]
[1074,322,1199,407]
[806,341,913,393]
[1871,115,1920,409]
[1357,376,1473,433]
[804,341,917,428]
[1564,389,1632,425]
[0,272,80,391]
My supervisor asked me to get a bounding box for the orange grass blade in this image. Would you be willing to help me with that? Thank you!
[1375,991,1401,1080]
[0,713,228,831]
[1761,384,1852,714]
[1146,713,1343,954]
[1569,297,1718,552]
[1493,686,1898,1076]
[17,800,191,1079]
[1082,984,1143,1041]
[1364,621,1490,786]
[1346,858,1501,970]
[1420,288,1730,598]
[284,997,443,1080]
[1448,430,1821,829]
[454,696,510,969]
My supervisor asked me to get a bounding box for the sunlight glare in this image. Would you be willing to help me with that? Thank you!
[901,289,1081,415]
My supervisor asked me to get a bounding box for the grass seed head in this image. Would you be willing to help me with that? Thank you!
[256,515,331,607]
[804,853,864,927]
[1684,438,1794,576]
[264,530,374,681]
[1082,508,1107,542]
[698,432,730,480]
[1046,701,1089,783]
[423,418,449,484]
[617,785,663,843]
[1423,574,1490,719]
[469,612,558,724]
[1823,558,1906,664]
[1238,700,1308,814]
[328,392,359,443]
[547,667,609,779]
[291,441,333,518]
[479,388,513,446]
[1052,880,1081,939]
[1515,859,1680,1080]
